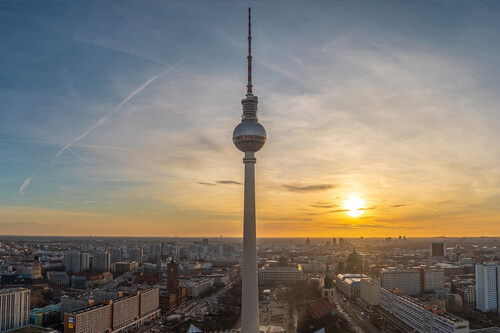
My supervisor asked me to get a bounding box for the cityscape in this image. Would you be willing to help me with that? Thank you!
[1,1,500,333]
[0,236,499,333]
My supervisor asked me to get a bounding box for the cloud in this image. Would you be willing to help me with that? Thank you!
[216,180,243,185]
[18,177,31,195]
[284,184,336,192]
[391,204,410,208]
[197,182,216,186]
[330,209,350,213]
[310,201,338,208]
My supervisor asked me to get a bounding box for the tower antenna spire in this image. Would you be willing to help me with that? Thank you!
[247,7,253,95]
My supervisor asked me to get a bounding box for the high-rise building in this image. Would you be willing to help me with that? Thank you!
[65,251,90,273]
[129,248,143,265]
[65,251,81,273]
[109,248,123,264]
[0,288,30,331]
[80,253,90,272]
[93,251,111,272]
[475,262,500,313]
[232,8,267,333]
[431,241,446,257]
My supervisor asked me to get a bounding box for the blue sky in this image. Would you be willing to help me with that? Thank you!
[1,1,500,237]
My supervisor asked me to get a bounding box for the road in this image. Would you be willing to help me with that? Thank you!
[331,287,380,333]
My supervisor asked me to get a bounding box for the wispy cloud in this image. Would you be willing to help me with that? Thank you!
[197,182,216,186]
[310,201,338,209]
[391,204,410,208]
[216,180,243,185]
[284,184,336,192]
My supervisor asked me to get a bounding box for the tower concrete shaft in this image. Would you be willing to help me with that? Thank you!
[233,8,266,333]
[242,151,259,333]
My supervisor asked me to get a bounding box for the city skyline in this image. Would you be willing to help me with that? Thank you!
[2,1,500,237]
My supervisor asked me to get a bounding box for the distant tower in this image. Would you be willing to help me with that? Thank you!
[167,260,179,293]
[322,265,334,303]
[32,256,42,279]
[232,8,267,333]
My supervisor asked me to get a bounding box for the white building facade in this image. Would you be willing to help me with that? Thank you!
[381,268,421,295]
[0,288,30,331]
[380,288,469,333]
[475,262,500,313]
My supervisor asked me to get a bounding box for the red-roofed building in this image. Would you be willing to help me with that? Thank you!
[297,297,339,333]
[133,273,163,286]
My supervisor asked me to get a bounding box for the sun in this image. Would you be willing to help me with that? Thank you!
[343,197,365,218]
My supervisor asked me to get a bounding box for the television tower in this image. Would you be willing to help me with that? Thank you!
[232,8,267,333]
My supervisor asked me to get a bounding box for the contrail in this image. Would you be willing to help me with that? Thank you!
[57,71,162,157]
[18,56,188,195]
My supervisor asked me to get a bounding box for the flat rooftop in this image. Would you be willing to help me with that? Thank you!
[4,325,57,333]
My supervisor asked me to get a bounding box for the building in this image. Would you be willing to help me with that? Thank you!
[457,285,476,306]
[346,248,364,274]
[112,294,139,331]
[296,297,339,333]
[64,288,160,333]
[322,266,334,303]
[431,241,446,257]
[65,252,81,273]
[30,304,60,326]
[65,252,90,273]
[129,248,143,265]
[109,248,123,264]
[93,251,111,272]
[232,8,267,333]
[47,271,70,288]
[139,287,160,317]
[421,267,445,292]
[183,278,214,298]
[5,326,58,333]
[258,263,303,284]
[336,273,370,299]
[60,295,94,322]
[0,288,30,331]
[159,260,187,312]
[475,262,500,313]
[381,268,421,295]
[64,303,111,333]
[32,256,42,279]
[380,288,469,333]
[360,279,380,307]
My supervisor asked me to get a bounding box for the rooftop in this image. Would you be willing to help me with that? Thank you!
[4,326,57,333]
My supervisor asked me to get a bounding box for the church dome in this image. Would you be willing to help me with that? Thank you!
[346,248,363,274]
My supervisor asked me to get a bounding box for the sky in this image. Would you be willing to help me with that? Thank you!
[1,1,500,238]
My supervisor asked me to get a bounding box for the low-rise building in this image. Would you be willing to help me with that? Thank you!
[336,273,370,299]
[360,279,380,307]
[258,264,302,284]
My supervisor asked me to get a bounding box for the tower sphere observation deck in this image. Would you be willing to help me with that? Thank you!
[232,110,267,153]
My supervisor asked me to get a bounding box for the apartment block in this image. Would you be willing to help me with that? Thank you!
[380,288,469,333]
[0,288,30,332]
